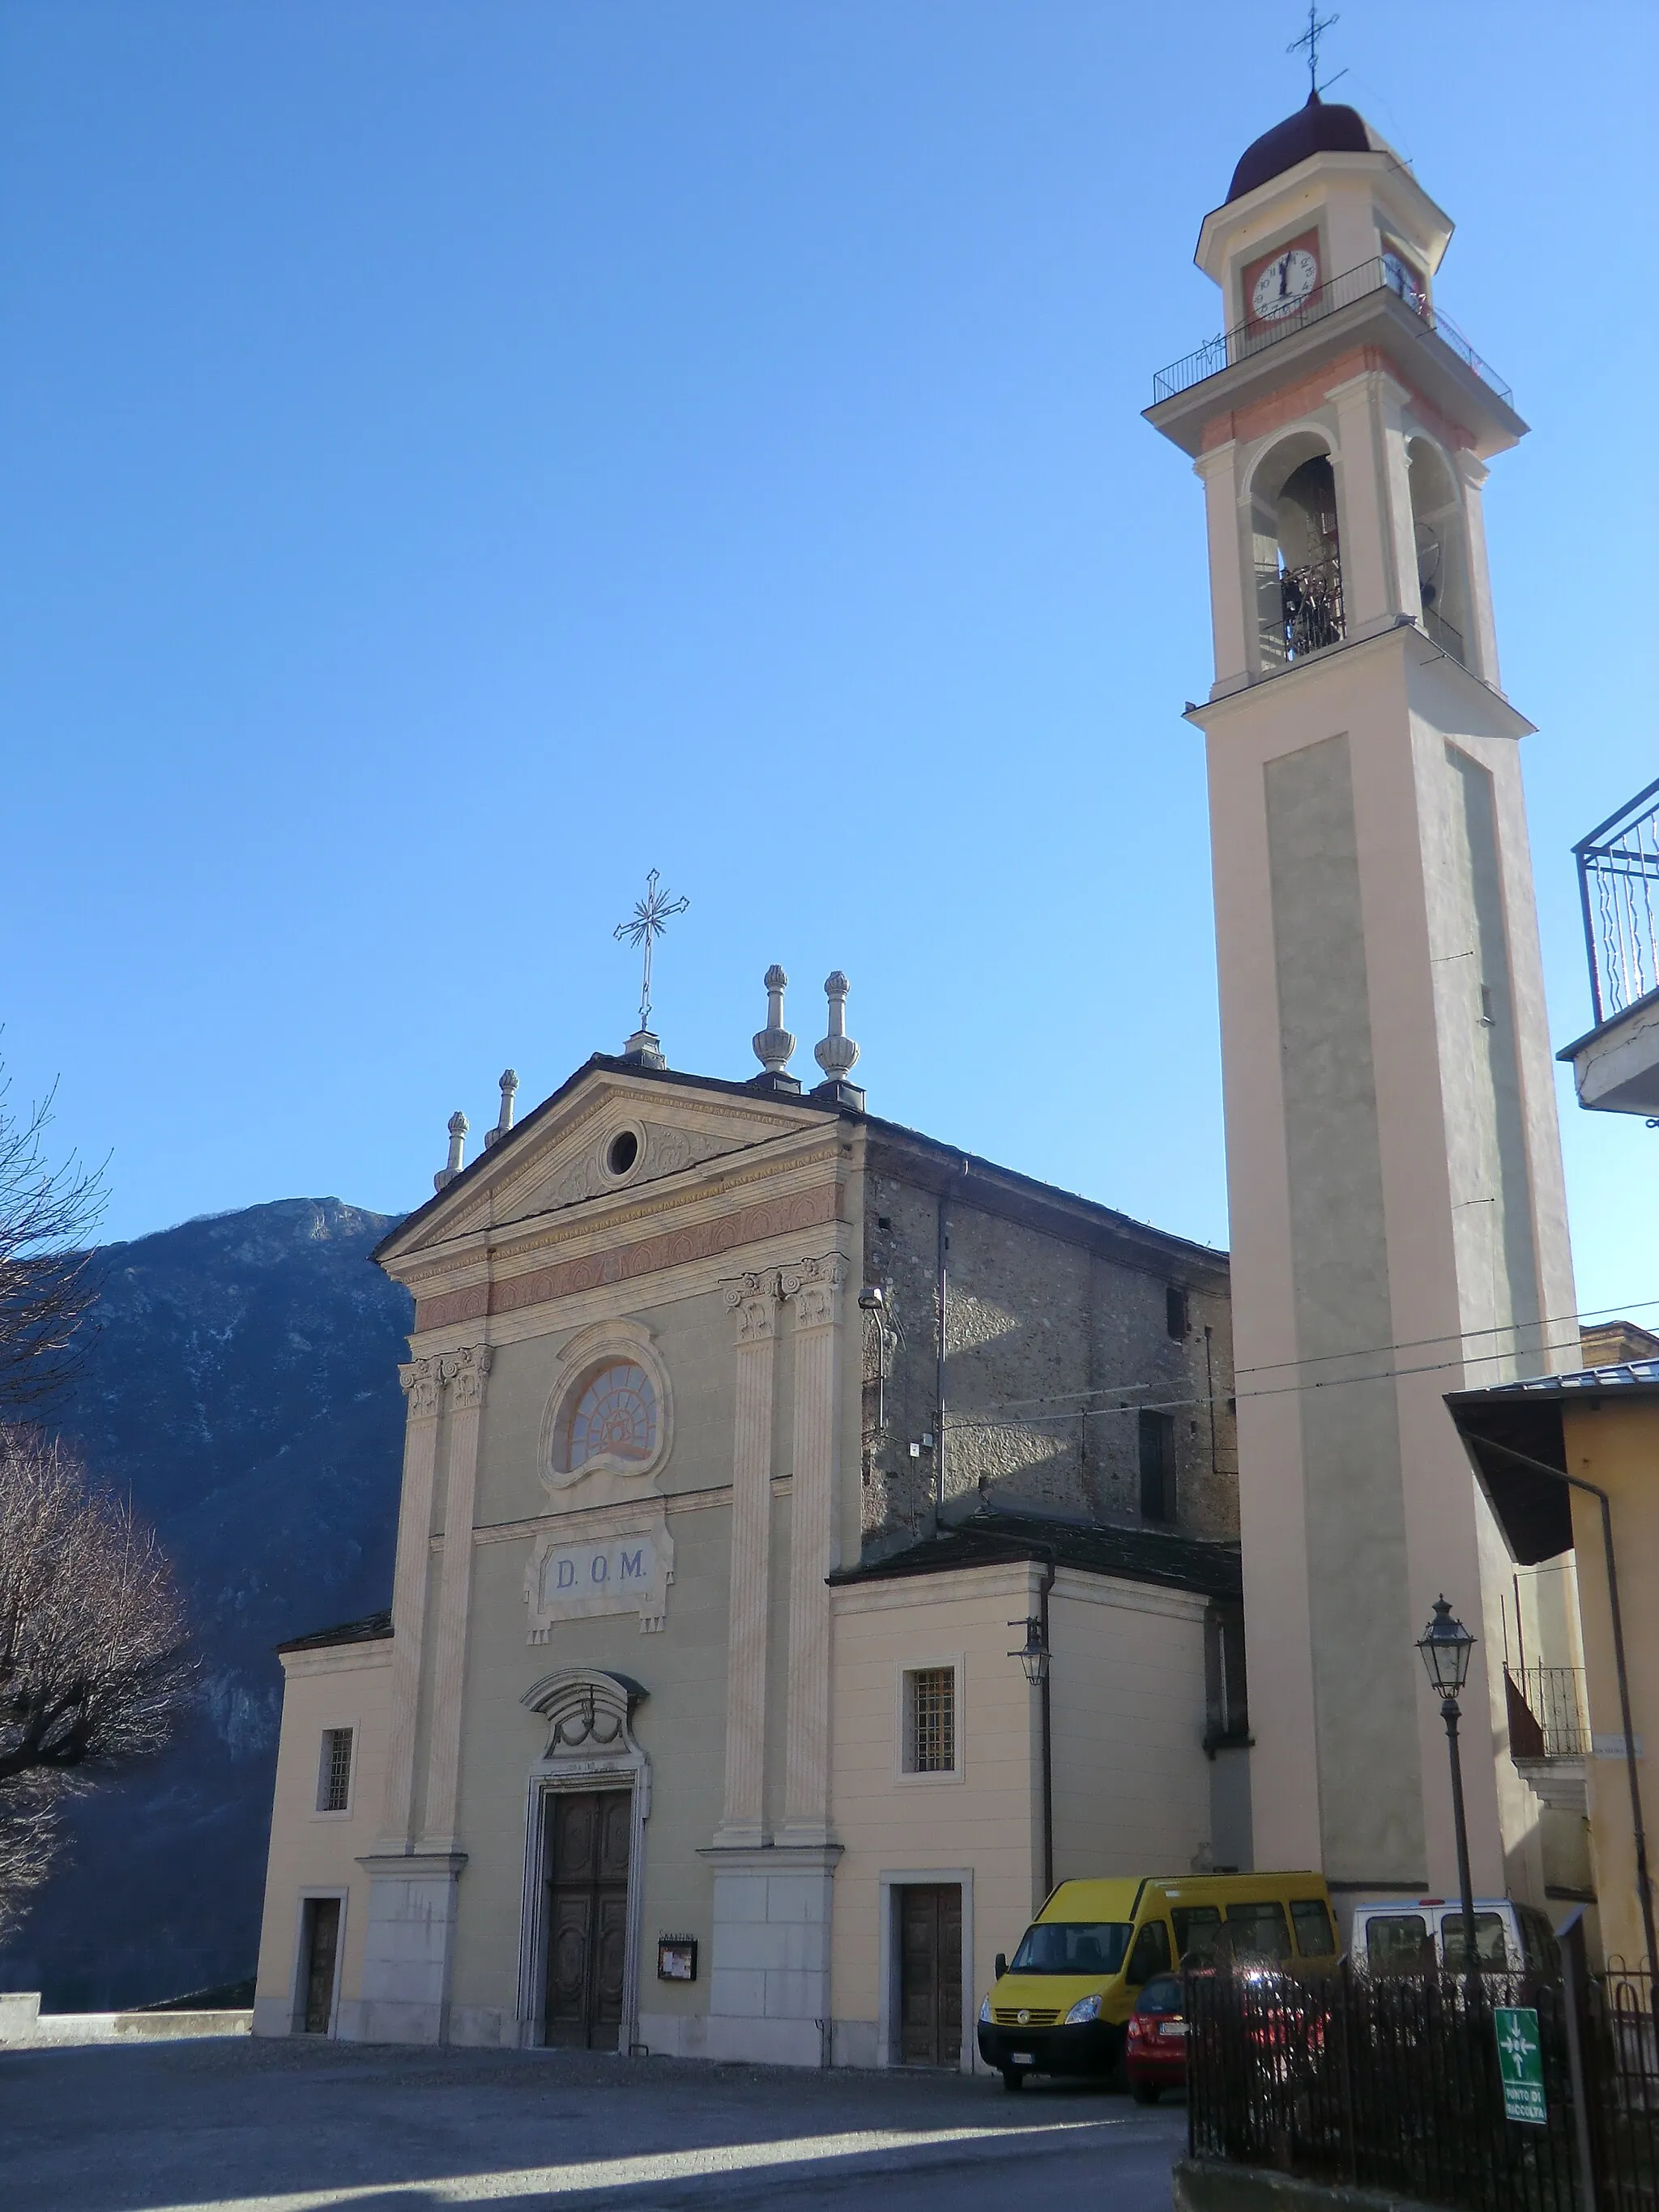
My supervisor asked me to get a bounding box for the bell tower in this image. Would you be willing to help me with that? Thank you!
[1148,98,1576,1908]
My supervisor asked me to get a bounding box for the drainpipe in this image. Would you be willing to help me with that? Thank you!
[1473,1434,1659,1993]
[1038,1558,1056,1899]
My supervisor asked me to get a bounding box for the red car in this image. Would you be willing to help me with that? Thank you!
[1124,1972,1187,2103]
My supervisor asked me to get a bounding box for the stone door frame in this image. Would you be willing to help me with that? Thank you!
[876,1865,976,2073]
[515,1669,651,2052]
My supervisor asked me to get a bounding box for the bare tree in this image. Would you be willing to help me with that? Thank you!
[0,1057,105,1414]
[0,1429,194,1938]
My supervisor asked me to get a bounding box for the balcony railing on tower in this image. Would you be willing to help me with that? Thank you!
[1260,554,1346,666]
[1574,777,1659,1027]
[1150,254,1513,408]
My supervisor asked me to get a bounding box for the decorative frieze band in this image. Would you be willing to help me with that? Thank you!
[415,1184,839,1332]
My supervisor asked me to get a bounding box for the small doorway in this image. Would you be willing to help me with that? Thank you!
[296,1896,340,2035]
[898,1884,962,2067]
[543,1788,632,2050]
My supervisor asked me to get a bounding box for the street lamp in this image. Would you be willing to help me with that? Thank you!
[1417,1595,1479,1992]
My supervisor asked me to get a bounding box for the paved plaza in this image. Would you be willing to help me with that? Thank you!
[0,2036,1184,2210]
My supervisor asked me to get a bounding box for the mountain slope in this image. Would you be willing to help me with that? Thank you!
[0,1199,411,2010]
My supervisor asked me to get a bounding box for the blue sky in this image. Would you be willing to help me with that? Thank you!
[2,1,1655,1326]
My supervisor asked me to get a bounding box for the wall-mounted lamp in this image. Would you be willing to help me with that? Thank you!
[1009,1614,1050,1689]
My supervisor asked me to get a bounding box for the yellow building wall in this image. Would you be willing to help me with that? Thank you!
[1565,1399,1659,1971]
[252,1638,392,2035]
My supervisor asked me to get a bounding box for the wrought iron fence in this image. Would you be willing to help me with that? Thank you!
[1188,1964,1580,2212]
[1589,1968,1659,2212]
[1508,1665,1592,1760]
[1152,254,1514,407]
[1575,780,1659,1028]
[1188,1961,1659,2212]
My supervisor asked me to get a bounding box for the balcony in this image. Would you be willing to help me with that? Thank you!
[1151,255,1513,410]
[1559,778,1659,1117]
[1507,1664,1590,1762]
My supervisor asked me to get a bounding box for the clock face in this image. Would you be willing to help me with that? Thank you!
[1252,246,1320,322]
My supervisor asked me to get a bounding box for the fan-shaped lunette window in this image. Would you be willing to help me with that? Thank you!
[565,1362,658,1473]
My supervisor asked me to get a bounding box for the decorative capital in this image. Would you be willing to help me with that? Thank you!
[443,1342,493,1409]
[782,1252,849,1330]
[399,1356,442,1420]
[723,1270,778,1345]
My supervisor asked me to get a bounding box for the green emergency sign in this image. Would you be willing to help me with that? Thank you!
[1495,2006,1546,2126]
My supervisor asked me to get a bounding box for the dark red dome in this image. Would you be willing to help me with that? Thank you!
[1227,92,1384,203]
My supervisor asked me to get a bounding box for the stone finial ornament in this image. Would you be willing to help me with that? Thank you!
[485,1068,519,1149]
[752,965,796,1077]
[434,1109,469,1192]
[815,973,859,1079]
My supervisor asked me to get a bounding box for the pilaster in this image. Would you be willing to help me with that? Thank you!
[1196,440,1249,691]
[1454,452,1501,689]
[1328,365,1414,632]
[778,1254,847,1845]
[377,1356,443,1851]
[713,1274,778,1847]
[420,1343,492,1852]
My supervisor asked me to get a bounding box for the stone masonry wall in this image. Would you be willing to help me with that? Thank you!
[858,1151,1236,1555]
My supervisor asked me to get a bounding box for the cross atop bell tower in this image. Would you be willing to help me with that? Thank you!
[1147,104,1576,1917]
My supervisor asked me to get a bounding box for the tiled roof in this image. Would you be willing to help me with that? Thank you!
[829,1508,1242,1602]
[275,1608,393,1655]
[1476,1360,1659,1397]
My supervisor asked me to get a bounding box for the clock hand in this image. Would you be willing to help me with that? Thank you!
[1279,257,1290,297]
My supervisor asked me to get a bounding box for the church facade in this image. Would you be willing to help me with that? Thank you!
[254,992,1243,2065]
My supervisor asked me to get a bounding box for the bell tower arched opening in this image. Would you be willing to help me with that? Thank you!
[1250,435,1345,671]
[1407,437,1470,667]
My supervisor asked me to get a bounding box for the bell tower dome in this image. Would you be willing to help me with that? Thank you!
[1148,105,1576,1911]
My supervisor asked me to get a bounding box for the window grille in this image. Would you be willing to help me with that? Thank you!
[318,1727,354,1813]
[905,1668,956,1775]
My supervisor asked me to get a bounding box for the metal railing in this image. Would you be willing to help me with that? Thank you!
[1152,255,1514,408]
[1575,779,1659,1028]
[1423,606,1467,664]
[1508,1666,1592,1762]
[1188,1963,1579,2212]
[1260,554,1346,664]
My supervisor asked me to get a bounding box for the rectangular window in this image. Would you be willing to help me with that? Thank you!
[1291,1899,1337,1958]
[1224,1901,1292,1964]
[903,1668,956,1775]
[1440,1911,1511,1972]
[318,1727,354,1814]
[1171,1904,1223,1967]
[1166,1285,1188,1340]
[1364,1912,1431,1974]
[1139,1410,1175,1524]
[1126,1919,1172,1985]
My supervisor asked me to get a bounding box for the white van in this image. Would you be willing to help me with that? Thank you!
[1350,1898,1559,1976]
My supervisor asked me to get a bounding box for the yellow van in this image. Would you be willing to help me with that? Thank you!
[975,1869,1337,2088]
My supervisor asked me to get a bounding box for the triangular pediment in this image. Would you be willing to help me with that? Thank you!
[379,1060,834,1270]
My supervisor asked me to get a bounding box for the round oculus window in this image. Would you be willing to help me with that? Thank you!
[607,1130,640,1177]
[565,1362,657,1473]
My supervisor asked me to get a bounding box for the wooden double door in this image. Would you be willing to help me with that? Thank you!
[543,1788,632,2050]
[899,1884,962,2067]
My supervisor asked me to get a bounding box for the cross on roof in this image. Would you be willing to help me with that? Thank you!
[1288,3,1346,99]
[613,868,689,1033]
